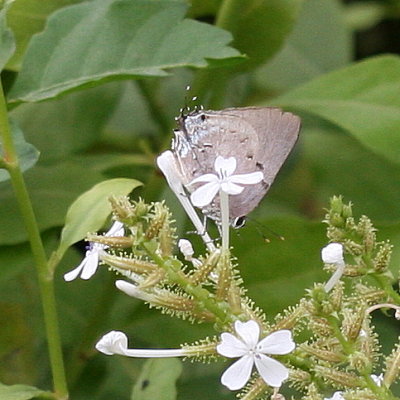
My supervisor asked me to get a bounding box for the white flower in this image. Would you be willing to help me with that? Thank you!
[321,243,344,265]
[216,320,295,391]
[178,238,194,258]
[64,221,124,281]
[325,392,344,400]
[178,238,202,267]
[322,243,345,292]
[96,330,186,358]
[371,373,384,386]
[189,156,263,207]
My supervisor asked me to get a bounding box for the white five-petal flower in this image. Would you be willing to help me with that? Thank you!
[64,221,124,282]
[189,156,264,208]
[217,320,295,391]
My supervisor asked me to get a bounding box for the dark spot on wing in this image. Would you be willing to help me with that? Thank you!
[256,162,264,170]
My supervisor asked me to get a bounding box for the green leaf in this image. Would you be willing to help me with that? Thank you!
[131,359,182,400]
[0,0,16,70]
[57,178,142,259]
[224,0,304,72]
[256,0,352,92]
[0,163,104,245]
[0,383,46,400]
[0,120,39,182]
[6,0,82,71]
[11,82,122,162]
[275,55,400,164]
[9,0,241,103]
[232,216,326,314]
[298,126,400,224]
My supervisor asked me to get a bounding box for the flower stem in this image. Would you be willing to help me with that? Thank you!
[0,82,68,399]
[324,261,345,292]
[215,0,245,30]
[219,190,230,252]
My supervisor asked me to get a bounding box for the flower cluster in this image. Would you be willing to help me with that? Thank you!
[63,160,400,400]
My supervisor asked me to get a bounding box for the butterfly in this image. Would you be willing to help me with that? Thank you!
[170,107,301,227]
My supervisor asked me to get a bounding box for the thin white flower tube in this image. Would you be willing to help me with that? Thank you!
[321,242,345,292]
[96,331,186,358]
[64,221,125,281]
[157,151,215,252]
[116,280,154,302]
[217,320,295,391]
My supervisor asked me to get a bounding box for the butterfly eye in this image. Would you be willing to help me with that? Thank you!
[200,114,206,121]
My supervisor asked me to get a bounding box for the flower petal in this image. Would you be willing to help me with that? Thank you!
[189,173,219,185]
[221,181,245,195]
[229,171,264,185]
[254,354,289,387]
[257,330,295,355]
[63,260,85,282]
[190,181,220,207]
[96,330,129,355]
[217,332,248,358]
[215,156,237,177]
[80,251,101,280]
[220,354,254,391]
[106,221,125,237]
[321,243,344,265]
[157,151,185,194]
[235,320,260,349]
[371,373,383,386]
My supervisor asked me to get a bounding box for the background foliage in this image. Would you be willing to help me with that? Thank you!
[1,0,400,399]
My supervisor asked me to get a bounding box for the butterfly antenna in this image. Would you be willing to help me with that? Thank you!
[247,217,285,242]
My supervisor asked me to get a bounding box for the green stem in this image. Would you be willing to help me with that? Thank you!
[215,0,245,29]
[0,82,68,399]
[372,274,400,303]
[326,315,353,354]
[142,242,232,324]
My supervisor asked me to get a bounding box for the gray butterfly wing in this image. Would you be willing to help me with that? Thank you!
[173,107,300,221]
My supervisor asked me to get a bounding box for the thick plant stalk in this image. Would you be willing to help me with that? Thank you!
[0,82,68,399]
